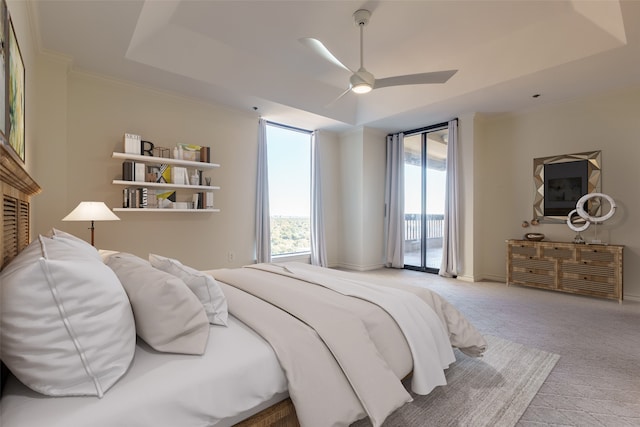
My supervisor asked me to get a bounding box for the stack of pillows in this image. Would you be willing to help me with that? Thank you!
[0,229,228,398]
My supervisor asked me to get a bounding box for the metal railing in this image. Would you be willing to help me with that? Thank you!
[404,213,444,241]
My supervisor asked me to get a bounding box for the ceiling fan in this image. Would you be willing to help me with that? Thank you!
[300,9,457,102]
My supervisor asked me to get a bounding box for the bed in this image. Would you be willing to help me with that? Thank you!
[0,144,487,427]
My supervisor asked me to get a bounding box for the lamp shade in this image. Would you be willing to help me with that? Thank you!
[62,202,120,222]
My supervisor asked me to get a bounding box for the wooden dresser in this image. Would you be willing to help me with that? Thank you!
[506,239,623,302]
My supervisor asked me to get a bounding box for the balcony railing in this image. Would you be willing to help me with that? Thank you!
[404,213,444,241]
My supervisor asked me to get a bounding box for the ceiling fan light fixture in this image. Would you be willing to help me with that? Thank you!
[352,83,372,94]
[350,68,374,94]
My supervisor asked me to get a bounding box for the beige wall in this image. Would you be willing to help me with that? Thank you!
[335,126,387,271]
[476,87,640,299]
[337,127,364,269]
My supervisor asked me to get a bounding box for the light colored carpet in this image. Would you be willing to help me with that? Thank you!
[347,268,640,426]
[353,335,559,427]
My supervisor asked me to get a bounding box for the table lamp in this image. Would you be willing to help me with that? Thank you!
[62,201,120,246]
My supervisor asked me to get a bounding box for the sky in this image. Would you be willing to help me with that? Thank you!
[266,125,311,217]
[405,164,446,215]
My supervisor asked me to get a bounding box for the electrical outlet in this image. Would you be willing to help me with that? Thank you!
[227,251,235,263]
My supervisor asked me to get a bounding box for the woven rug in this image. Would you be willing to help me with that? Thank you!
[352,335,560,427]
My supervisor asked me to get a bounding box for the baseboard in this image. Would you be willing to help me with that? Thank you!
[479,273,506,283]
[624,294,640,302]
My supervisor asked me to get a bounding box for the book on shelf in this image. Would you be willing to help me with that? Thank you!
[134,163,146,182]
[123,187,148,208]
[124,133,141,155]
[122,161,134,181]
[171,166,188,185]
[199,146,211,163]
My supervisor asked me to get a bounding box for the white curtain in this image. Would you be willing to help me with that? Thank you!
[310,131,327,266]
[439,119,460,277]
[255,118,271,263]
[384,133,405,268]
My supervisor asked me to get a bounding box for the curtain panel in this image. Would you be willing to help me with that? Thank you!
[255,118,271,263]
[439,119,460,277]
[384,133,405,268]
[310,131,328,267]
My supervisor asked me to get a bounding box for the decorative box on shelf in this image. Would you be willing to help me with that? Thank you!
[506,239,623,302]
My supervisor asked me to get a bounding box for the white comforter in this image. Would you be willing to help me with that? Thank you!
[211,263,487,427]
[250,263,456,395]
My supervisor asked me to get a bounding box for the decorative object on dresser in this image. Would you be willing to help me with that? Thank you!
[566,192,617,244]
[62,201,120,246]
[506,239,623,302]
[524,232,545,241]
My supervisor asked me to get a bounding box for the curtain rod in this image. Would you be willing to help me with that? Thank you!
[266,120,313,135]
[390,118,457,137]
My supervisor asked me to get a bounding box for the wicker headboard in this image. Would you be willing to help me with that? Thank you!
[1,143,41,394]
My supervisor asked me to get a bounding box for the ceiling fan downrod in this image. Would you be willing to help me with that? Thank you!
[351,9,373,94]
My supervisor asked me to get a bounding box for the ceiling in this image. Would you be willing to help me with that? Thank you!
[31,0,640,133]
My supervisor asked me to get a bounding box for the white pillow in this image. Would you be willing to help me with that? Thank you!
[0,235,136,398]
[149,253,229,326]
[105,253,210,355]
[45,228,102,262]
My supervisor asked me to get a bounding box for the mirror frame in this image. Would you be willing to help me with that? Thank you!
[533,150,601,223]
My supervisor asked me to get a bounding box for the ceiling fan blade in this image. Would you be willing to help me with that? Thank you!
[374,70,458,89]
[299,37,353,73]
[325,86,352,108]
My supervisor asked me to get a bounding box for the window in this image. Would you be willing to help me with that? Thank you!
[266,123,312,256]
[403,125,448,272]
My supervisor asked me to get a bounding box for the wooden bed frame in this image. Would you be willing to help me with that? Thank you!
[0,143,299,426]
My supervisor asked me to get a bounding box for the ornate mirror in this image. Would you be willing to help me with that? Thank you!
[533,150,601,223]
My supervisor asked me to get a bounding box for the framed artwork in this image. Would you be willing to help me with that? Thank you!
[8,15,24,162]
[0,0,6,141]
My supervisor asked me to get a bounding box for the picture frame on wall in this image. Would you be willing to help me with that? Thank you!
[8,15,24,163]
[0,0,6,143]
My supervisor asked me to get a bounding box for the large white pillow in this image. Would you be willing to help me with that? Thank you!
[45,228,102,262]
[105,253,210,355]
[0,235,136,398]
[149,254,229,326]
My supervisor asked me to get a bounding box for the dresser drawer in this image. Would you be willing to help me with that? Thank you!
[562,262,615,278]
[577,248,615,263]
[511,270,555,289]
[510,244,537,257]
[559,277,618,298]
[511,257,554,271]
[541,246,574,260]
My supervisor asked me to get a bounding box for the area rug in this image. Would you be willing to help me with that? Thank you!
[352,335,560,427]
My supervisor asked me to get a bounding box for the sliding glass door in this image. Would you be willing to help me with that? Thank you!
[403,126,448,272]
